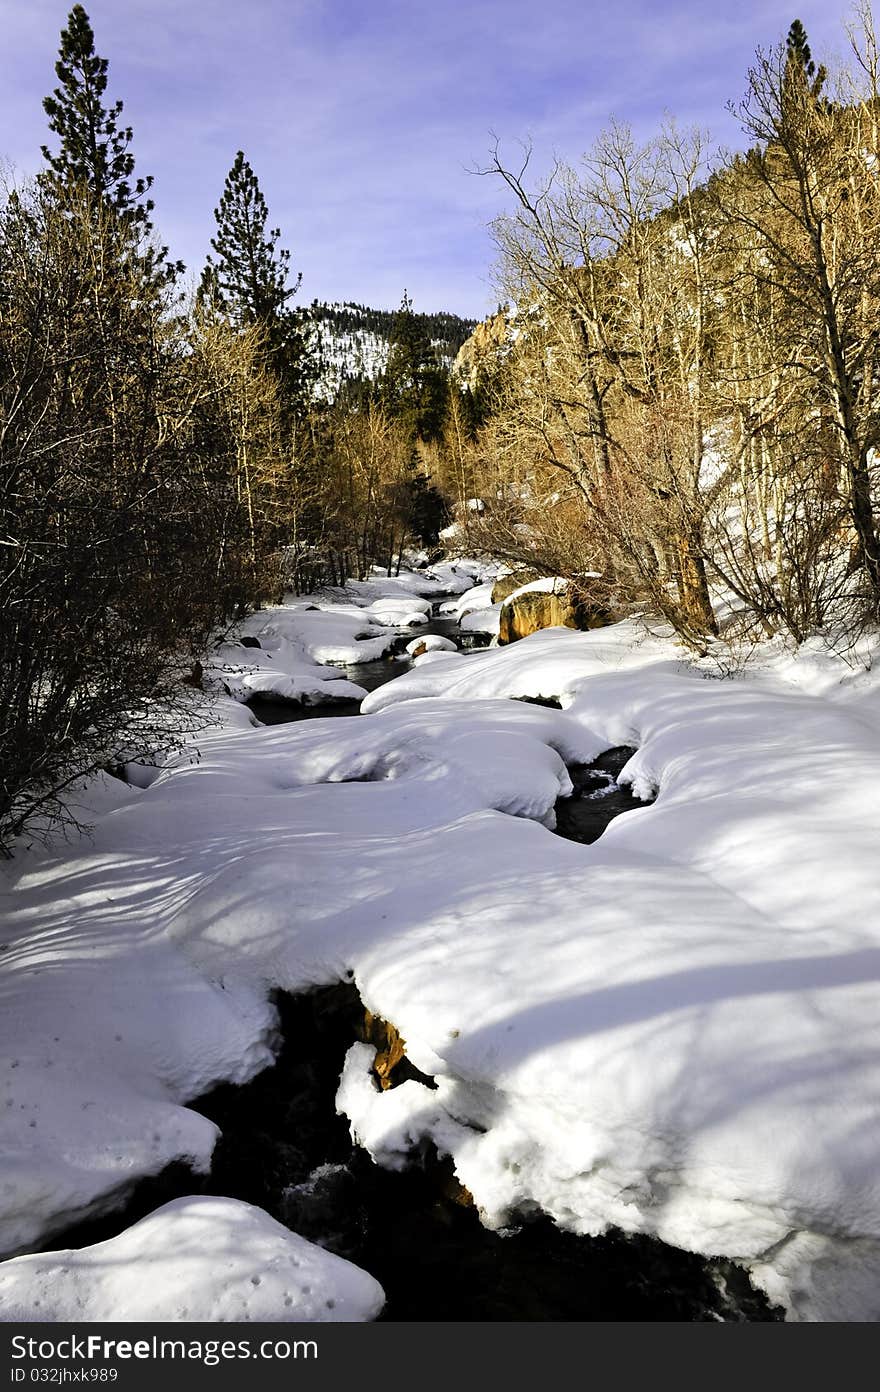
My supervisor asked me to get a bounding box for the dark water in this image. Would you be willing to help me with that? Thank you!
[554,746,654,845]
[250,695,364,724]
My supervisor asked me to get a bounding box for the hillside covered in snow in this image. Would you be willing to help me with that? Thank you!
[303,301,476,402]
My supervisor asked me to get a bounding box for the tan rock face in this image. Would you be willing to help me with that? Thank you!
[490,570,540,605]
[453,309,511,387]
[360,1010,407,1090]
[498,586,610,644]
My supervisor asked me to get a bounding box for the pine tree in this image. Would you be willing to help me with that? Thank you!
[786,18,815,75]
[785,17,827,96]
[380,291,449,443]
[41,5,179,278]
[201,151,308,409]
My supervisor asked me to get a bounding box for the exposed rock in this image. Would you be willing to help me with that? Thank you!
[360,1010,406,1090]
[498,584,610,645]
[358,1009,437,1092]
[453,309,512,388]
[440,1172,475,1209]
[491,570,540,605]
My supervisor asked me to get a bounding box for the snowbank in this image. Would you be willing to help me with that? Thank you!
[0,688,604,1258]
[327,559,489,607]
[412,650,465,667]
[361,621,681,713]
[0,1196,384,1322]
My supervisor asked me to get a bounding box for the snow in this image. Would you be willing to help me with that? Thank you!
[337,1043,470,1170]
[207,628,370,707]
[235,672,367,704]
[364,595,431,628]
[156,695,603,829]
[501,576,569,604]
[369,596,432,617]
[305,306,467,407]
[412,650,465,667]
[375,610,429,628]
[306,313,391,404]
[236,605,396,667]
[5,584,880,1321]
[0,1196,384,1322]
[333,562,484,606]
[460,604,501,636]
[361,621,681,714]
[440,581,496,619]
[217,561,494,673]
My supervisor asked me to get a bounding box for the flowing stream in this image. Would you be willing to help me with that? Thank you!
[246,612,490,724]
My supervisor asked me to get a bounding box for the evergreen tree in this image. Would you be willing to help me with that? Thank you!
[380,290,449,442]
[41,5,178,278]
[201,151,309,409]
[786,18,814,74]
[402,459,450,545]
[785,18,827,96]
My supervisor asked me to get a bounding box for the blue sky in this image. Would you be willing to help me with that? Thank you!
[0,0,856,318]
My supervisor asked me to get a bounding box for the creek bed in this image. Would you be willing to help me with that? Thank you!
[230,609,776,1319]
[46,607,781,1319]
[188,986,780,1321]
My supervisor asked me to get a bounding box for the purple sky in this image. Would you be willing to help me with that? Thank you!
[0,0,854,318]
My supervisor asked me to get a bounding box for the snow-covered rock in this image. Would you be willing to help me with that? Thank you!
[372,609,429,628]
[405,634,458,656]
[208,631,368,707]
[368,596,432,617]
[0,1196,384,1322]
[440,581,496,620]
[239,606,396,666]
[460,605,501,636]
